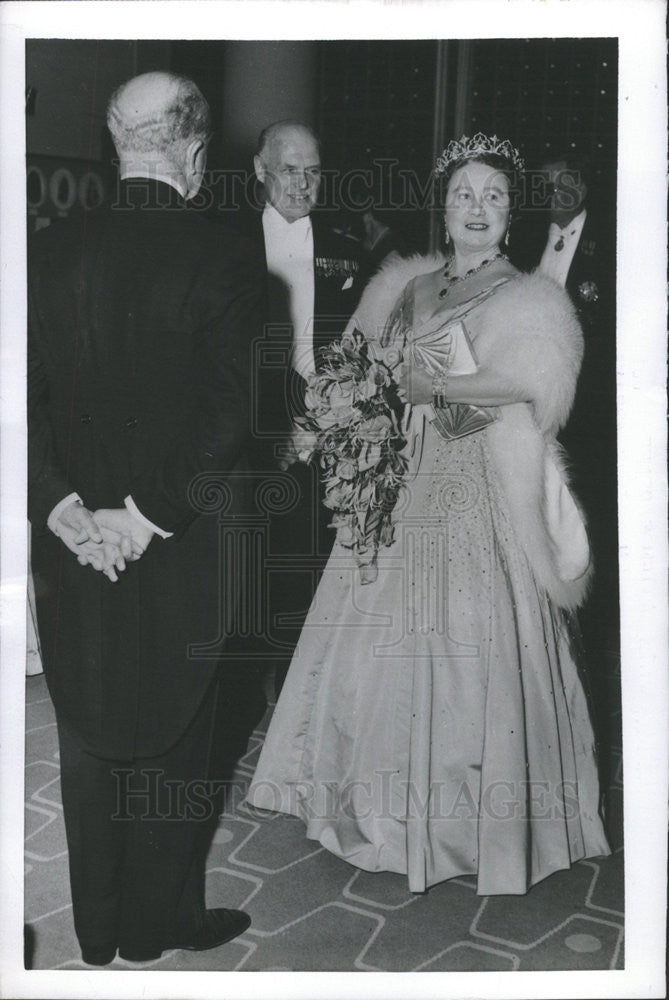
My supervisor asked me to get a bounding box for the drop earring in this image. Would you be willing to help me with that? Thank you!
[443,221,450,247]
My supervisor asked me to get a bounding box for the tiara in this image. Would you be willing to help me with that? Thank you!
[434,132,525,176]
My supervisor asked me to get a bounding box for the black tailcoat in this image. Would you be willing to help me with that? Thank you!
[242,209,365,436]
[28,179,263,760]
[234,209,364,674]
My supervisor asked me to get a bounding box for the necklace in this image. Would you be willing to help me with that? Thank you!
[438,252,508,299]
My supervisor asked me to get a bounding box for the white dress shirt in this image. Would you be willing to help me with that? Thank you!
[262,203,316,379]
[47,492,170,540]
[539,208,587,287]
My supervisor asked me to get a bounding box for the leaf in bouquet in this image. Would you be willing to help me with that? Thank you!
[381,344,404,370]
[387,447,407,470]
[379,518,395,547]
[321,340,345,362]
[355,378,379,402]
[364,505,383,531]
[368,361,391,388]
[356,414,393,444]
[324,480,353,510]
[354,399,376,421]
[335,407,359,427]
[316,407,347,431]
[319,430,341,453]
[353,362,390,405]
[336,521,355,546]
[340,327,367,356]
[354,538,371,557]
[307,374,333,398]
[354,507,368,532]
[336,459,357,481]
[304,398,326,419]
[355,480,375,511]
[359,562,379,585]
[380,489,401,515]
[357,442,382,472]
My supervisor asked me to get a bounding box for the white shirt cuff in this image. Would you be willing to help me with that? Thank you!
[47,493,83,535]
[124,496,172,539]
[539,209,587,287]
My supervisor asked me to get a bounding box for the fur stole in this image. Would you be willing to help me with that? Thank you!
[350,254,592,609]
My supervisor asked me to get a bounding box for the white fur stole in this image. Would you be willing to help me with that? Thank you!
[350,254,592,609]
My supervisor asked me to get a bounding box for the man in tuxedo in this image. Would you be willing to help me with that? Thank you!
[513,154,618,780]
[247,121,365,690]
[523,157,616,540]
[539,157,619,766]
[28,71,263,965]
[251,121,363,424]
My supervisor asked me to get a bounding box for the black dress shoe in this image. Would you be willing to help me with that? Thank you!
[118,944,164,963]
[118,909,251,963]
[174,908,251,952]
[80,943,117,966]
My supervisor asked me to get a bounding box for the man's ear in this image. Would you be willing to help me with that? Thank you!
[185,138,207,199]
[253,154,265,184]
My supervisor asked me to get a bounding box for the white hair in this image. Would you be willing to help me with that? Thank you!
[106,73,211,162]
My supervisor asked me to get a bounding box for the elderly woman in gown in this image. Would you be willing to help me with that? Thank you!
[247,134,610,895]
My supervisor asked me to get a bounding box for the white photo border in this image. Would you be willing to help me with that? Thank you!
[1,2,666,998]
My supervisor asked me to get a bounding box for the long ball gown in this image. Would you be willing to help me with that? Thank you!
[246,261,611,895]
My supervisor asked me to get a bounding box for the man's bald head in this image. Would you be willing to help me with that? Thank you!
[256,120,320,161]
[254,121,322,223]
[107,71,211,164]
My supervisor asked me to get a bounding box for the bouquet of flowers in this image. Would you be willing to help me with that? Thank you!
[297,328,408,584]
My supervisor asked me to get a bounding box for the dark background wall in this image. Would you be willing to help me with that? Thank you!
[26,38,617,243]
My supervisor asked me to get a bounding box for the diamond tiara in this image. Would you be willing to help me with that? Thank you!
[434,132,525,176]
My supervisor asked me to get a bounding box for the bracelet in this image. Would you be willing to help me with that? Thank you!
[432,368,449,409]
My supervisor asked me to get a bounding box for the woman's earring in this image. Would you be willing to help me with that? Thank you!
[444,221,450,247]
[503,221,511,248]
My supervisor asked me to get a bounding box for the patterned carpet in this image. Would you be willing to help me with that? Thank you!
[24,665,624,973]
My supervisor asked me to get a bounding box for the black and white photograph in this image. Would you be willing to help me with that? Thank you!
[0,1,666,998]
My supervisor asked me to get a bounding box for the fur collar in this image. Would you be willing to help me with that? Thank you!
[351,253,591,609]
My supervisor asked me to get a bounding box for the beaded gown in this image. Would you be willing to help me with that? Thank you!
[246,263,611,894]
